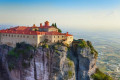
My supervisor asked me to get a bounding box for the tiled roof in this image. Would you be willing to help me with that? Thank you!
[0,26,45,35]
[0,26,72,36]
[46,32,72,36]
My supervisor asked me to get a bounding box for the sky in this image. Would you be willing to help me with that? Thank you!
[0,0,120,31]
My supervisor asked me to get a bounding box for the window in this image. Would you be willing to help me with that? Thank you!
[23,36,25,38]
[18,35,19,37]
[12,35,13,37]
[27,36,29,38]
[62,36,64,38]
[54,40,55,42]
[21,35,22,37]
[54,36,55,38]
[3,34,4,36]
[33,36,35,38]
[6,34,7,36]
[14,35,16,37]
[58,36,59,38]
[9,35,10,37]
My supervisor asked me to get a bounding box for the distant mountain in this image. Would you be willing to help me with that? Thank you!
[0,25,15,30]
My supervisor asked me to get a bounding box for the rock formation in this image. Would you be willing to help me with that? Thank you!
[0,40,111,80]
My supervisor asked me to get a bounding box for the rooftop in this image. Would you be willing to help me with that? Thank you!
[0,26,72,36]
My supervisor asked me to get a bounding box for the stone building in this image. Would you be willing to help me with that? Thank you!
[0,21,73,47]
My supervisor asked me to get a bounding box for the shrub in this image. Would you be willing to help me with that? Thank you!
[91,68,113,80]
[78,40,88,48]
[8,49,19,58]
[68,61,73,67]
[42,44,49,48]
[68,70,73,79]
[7,42,35,70]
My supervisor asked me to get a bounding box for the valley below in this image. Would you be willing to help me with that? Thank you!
[65,29,120,80]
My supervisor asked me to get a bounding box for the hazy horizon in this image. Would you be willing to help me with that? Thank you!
[0,0,120,31]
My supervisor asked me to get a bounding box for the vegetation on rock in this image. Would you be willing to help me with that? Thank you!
[87,41,98,59]
[42,44,49,48]
[67,70,73,79]
[92,68,113,80]
[7,42,35,71]
[78,40,88,48]
[76,39,98,59]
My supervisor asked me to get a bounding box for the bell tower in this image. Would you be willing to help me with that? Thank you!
[45,21,49,26]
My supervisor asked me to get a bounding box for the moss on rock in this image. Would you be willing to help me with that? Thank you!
[91,68,113,80]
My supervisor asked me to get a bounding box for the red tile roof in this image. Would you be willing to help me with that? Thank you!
[0,26,45,35]
[45,32,72,36]
[0,26,72,36]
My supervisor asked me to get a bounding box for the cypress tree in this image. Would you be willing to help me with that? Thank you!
[52,23,55,27]
[55,23,57,28]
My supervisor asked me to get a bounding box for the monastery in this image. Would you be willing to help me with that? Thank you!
[0,21,73,47]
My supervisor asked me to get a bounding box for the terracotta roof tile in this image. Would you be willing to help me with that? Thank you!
[0,26,72,36]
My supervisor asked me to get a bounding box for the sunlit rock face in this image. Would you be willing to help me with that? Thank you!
[0,42,97,80]
[76,47,97,80]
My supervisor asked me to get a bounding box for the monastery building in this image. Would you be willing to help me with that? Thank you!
[0,21,73,47]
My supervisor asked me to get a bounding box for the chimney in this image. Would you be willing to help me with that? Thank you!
[67,32,68,35]
[45,21,49,26]
[66,32,68,36]
[40,23,42,27]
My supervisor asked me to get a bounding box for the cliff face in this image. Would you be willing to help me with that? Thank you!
[0,41,97,80]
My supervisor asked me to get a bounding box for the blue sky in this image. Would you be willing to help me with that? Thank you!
[0,0,120,31]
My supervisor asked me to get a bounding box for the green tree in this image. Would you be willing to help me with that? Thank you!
[51,23,62,33]
[55,23,57,27]
[52,23,55,27]
[58,29,62,33]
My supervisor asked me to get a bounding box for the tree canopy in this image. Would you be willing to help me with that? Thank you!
[51,23,62,33]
